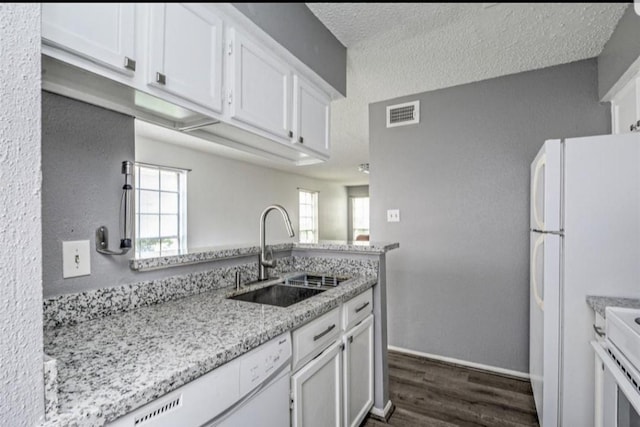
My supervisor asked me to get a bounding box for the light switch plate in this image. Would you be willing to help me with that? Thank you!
[387,209,400,222]
[62,240,91,278]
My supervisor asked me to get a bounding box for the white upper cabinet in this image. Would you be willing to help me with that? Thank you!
[228,28,292,141]
[293,74,331,158]
[41,3,337,163]
[42,3,136,75]
[147,3,224,112]
[611,72,640,134]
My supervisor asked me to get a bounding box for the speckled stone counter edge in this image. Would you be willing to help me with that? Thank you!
[586,295,640,318]
[44,354,58,420]
[129,241,399,271]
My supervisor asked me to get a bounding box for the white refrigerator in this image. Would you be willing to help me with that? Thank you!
[529,132,640,427]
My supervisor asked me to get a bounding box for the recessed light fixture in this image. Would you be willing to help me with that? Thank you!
[358,163,370,174]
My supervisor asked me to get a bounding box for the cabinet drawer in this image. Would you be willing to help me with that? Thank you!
[292,307,341,372]
[343,289,373,331]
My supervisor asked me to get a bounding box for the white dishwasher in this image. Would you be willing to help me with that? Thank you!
[108,333,291,427]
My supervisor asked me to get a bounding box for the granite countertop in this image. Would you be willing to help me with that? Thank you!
[130,241,400,271]
[586,295,640,318]
[42,272,376,426]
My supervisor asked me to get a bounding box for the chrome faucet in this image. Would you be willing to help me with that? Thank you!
[259,204,295,281]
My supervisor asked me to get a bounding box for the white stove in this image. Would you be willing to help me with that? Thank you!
[606,307,640,372]
[591,307,640,427]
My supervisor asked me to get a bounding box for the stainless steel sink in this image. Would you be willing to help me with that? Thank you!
[228,284,325,307]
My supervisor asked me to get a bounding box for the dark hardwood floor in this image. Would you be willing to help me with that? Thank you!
[364,351,540,427]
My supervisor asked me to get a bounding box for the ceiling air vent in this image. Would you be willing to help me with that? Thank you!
[386,101,420,128]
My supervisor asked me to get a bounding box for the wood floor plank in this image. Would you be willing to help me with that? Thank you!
[363,351,540,427]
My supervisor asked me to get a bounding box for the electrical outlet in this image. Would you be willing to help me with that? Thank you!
[62,240,91,278]
[387,209,400,222]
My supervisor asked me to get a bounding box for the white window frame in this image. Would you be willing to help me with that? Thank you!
[298,188,318,244]
[135,162,188,258]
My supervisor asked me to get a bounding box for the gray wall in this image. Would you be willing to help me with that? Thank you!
[42,92,135,296]
[369,59,610,373]
[232,3,346,96]
[0,4,44,426]
[598,5,640,99]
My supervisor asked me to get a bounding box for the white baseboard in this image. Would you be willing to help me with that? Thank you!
[370,400,393,419]
[388,345,530,380]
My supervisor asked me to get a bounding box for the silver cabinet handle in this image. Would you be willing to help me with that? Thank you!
[593,324,605,337]
[288,130,293,138]
[313,324,335,341]
[355,301,370,313]
[156,72,166,85]
[348,336,353,344]
[123,57,136,71]
[298,136,304,144]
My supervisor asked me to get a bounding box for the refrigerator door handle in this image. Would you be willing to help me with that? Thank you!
[531,234,545,311]
[532,153,546,231]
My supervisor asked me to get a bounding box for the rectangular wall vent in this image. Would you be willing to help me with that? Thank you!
[386,100,420,128]
[134,395,182,425]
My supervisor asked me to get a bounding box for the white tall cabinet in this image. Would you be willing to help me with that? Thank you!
[147,3,224,112]
[42,3,136,75]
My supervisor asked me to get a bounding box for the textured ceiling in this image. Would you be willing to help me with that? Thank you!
[303,2,628,184]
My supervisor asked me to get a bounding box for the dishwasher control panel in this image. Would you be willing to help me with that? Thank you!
[239,333,291,396]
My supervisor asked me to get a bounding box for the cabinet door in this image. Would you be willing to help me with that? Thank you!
[147,3,223,112]
[343,315,374,427]
[228,28,292,140]
[42,3,136,75]
[291,341,342,427]
[293,75,331,158]
[611,74,640,134]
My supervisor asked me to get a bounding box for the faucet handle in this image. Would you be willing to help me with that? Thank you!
[260,246,277,268]
[267,246,277,268]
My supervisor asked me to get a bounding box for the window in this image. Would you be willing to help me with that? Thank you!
[135,163,187,258]
[352,197,370,241]
[298,189,318,243]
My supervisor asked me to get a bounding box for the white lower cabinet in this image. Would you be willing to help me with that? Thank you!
[291,340,343,427]
[343,315,374,427]
[291,290,375,427]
